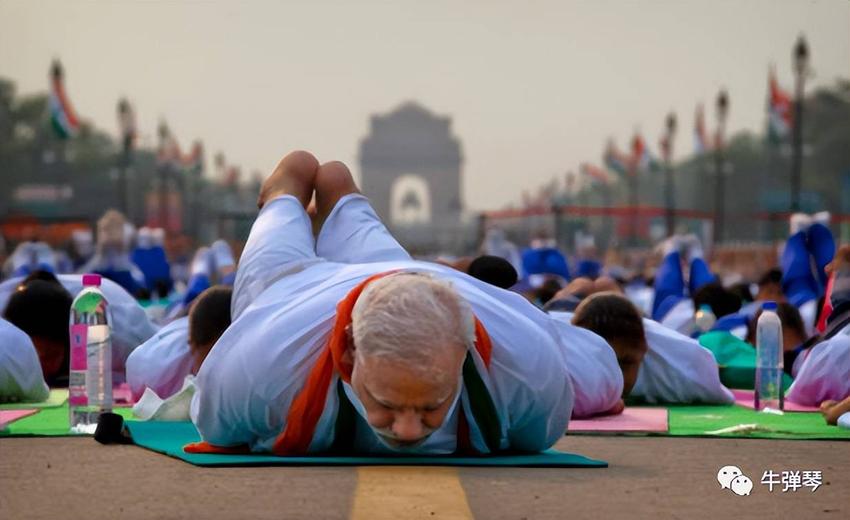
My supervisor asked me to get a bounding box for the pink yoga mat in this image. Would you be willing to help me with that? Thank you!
[113,383,134,407]
[0,409,38,429]
[731,389,819,412]
[568,407,669,432]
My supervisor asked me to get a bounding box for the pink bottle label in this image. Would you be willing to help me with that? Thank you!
[70,324,88,370]
[69,324,87,406]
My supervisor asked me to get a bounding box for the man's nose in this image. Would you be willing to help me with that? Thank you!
[392,410,425,441]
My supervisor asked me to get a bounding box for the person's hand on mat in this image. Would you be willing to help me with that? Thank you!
[820,400,838,412]
[605,399,625,416]
[820,396,850,425]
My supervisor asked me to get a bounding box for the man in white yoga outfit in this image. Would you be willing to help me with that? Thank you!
[190,151,591,455]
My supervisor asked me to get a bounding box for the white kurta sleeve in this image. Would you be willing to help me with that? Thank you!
[466,288,574,452]
[549,313,623,418]
[232,195,321,320]
[632,318,734,405]
[0,319,50,403]
[125,317,194,401]
[490,318,574,452]
[785,334,850,406]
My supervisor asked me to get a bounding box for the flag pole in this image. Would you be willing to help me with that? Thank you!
[116,98,133,216]
[662,113,677,237]
[629,134,640,247]
[790,35,809,212]
[713,89,730,246]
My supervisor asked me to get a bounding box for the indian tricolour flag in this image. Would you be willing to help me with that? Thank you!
[604,139,630,176]
[767,67,793,143]
[631,133,659,172]
[49,60,80,139]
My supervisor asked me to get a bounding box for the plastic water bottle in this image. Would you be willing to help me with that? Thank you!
[69,274,113,434]
[694,304,717,333]
[754,301,784,412]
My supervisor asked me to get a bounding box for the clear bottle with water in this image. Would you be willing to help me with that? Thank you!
[69,274,113,434]
[694,304,717,333]
[754,301,784,412]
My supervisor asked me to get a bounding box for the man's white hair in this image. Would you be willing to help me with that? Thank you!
[351,273,475,377]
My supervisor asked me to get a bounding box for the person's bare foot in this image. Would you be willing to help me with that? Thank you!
[257,150,320,210]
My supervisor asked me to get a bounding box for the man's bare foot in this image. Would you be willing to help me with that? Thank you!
[257,150,320,210]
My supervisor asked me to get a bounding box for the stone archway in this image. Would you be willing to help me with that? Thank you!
[359,101,463,227]
[390,174,431,225]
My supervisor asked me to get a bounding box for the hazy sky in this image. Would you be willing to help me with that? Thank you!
[1,0,848,211]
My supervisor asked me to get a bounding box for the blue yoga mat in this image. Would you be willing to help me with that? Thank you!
[126,421,608,468]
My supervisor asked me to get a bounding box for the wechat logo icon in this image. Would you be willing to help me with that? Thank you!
[717,465,753,496]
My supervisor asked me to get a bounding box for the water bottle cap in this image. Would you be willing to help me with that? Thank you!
[762,301,777,311]
[82,273,102,287]
[699,304,713,312]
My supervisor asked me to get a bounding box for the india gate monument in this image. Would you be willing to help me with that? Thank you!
[359,102,470,253]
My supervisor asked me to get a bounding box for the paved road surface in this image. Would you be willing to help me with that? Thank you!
[1,435,846,519]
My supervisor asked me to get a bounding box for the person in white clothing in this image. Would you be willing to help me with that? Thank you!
[785,333,850,406]
[550,292,733,407]
[191,151,574,455]
[0,318,50,403]
[126,286,232,400]
[0,271,157,384]
[633,316,734,405]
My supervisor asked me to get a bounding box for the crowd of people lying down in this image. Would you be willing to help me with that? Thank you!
[1,150,848,454]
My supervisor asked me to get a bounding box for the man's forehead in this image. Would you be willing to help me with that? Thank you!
[358,357,459,396]
[361,377,457,411]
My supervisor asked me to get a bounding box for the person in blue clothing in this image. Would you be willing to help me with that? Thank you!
[131,227,173,298]
[78,209,147,298]
[521,236,571,281]
[781,212,835,334]
[705,213,836,339]
[651,234,720,334]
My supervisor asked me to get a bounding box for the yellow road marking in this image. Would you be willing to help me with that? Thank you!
[351,467,473,520]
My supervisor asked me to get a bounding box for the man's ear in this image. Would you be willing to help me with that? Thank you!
[339,324,355,375]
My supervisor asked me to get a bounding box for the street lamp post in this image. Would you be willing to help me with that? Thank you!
[662,113,677,237]
[116,98,132,216]
[790,35,809,212]
[714,90,729,245]
[629,136,641,247]
[157,121,170,232]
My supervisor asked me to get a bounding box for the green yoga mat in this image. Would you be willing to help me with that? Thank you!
[0,404,134,436]
[667,405,850,440]
[126,421,608,468]
[0,389,68,410]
